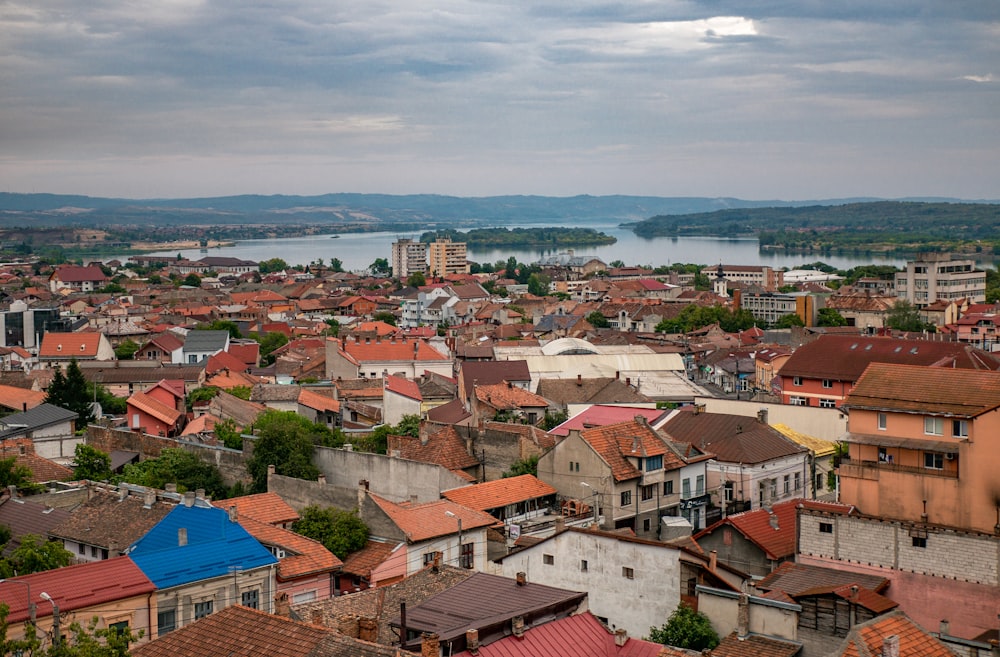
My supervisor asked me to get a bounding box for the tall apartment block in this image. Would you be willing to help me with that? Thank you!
[428,238,469,276]
[391,239,428,279]
[894,252,986,308]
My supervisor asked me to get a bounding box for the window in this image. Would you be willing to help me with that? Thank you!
[953,420,968,437]
[575,462,580,472]
[819,398,836,409]
[292,590,317,604]
[241,589,259,609]
[194,600,213,620]
[620,490,632,506]
[108,621,129,637]
[877,413,887,430]
[643,518,651,532]
[816,472,825,492]
[682,479,691,498]
[794,472,801,491]
[644,455,663,471]
[460,542,474,569]
[924,452,944,470]
[664,480,674,496]
[641,484,656,501]
[569,460,574,471]
[580,559,588,572]
[924,417,943,436]
[543,554,554,565]
[769,479,778,498]
[696,475,705,496]
[790,396,807,406]
[78,543,86,555]
[783,475,790,495]
[423,551,441,565]
[157,610,176,636]
[724,481,734,502]
[91,546,99,558]
[822,379,833,389]
[912,536,927,548]
[622,567,634,579]
[793,376,802,386]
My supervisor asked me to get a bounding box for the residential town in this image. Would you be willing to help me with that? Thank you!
[1,243,998,657]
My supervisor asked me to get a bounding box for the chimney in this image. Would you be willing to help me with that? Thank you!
[274,592,291,618]
[554,516,565,533]
[195,488,205,500]
[576,374,582,386]
[318,474,327,485]
[939,620,950,637]
[737,592,749,639]
[358,479,369,507]
[143,490,156,508]
[516,572,526,587]
[421,632,440,657]
[769,512,779,530]
[183,491,195,507]
[709,550,717,571]
[178,527,188,546]
[614,628,628,647]
[337,613,360,638]
[512,616,525,638]
[359,618,378,642]
[228,505,238,522]
[882,635,900,657]
[466,629,480,655]
[634,414,648,427]
[757,408,768,425]
[108,539,120,558]
[165,483,178,493]
[311,608,324,626]
[118,487,128,502]
[625,377,631,387]
[432,552,441,571]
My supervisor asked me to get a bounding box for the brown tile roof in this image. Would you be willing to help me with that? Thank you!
[16,451,73,483]
[387,426,480,471]
[212,492,299,526]
[536,377,651,406]
[580,418,685,482]
[459,360,532,392]
[369,495,498,542]
[52,265,107,284]
[426,398,473,424]
[711,632,802,657]
[48,488,175,549]
[0,385,46,412]
[475,382,551,410]
[756,561,889,597]
[834,610,954,657]
[481,421,557,450]
[298,387,341,413]
[659,410,805,465]
[844,362,1000,417]
[779,334,1000,381]
[442,474,556,511]
[235,515,342,580]
[340,539,399,580]
[0,495,72,556]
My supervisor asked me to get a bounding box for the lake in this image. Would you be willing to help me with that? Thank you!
[149,220,908,272]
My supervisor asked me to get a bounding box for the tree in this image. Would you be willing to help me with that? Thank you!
[527,273,550,296]
[647,603,719,651]
[215,418,243,450]
[541,410,568,430]
[585,311,609,328]
[406,271,426,287]
[372,311,397,327]
[354,414,420,455]
[44,359,94,428]
[609,259,626,268]
[774,313,805,328]
[253,331,288,365]
[113,339,139,360]
[324,317,340,337]
[72,444,111,481]
[817,307,848,327]
[181,273,202,287]
[245,411,345,493]
[292,506,369,559]
[258,257,288,274]
[329,258,345,273]
[886,299,929,332]
[119,448,228,499]
[502,455,539,478]
[0,534,73,578]
[370,258,390,275]
[0,457,37,492]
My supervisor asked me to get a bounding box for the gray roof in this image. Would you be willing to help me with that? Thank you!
[251,383,302,402]
[182,330,230,353]
[80,365,204,385]
[0,496,72,556]
[0,403,78,438]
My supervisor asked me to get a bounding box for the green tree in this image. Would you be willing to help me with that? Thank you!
[215,418,243,450]
[502,455,539,478]
[406,271,426,287]
[817,307,848,327]
[245,411,345,493]
[72,444,111,481]
[292,506,369,559]
[258,258,288,274]
[253,331,288,365]
[354,414,420,455]
[119,448,228,499]
[329,258,345,273]
[197,320,242,340]
[181,273,202,287]
[609,259,626,268]
[0,534,73,578]
[113,339,139,360]
[372,311,397,327]
[44,359,94,428]
[585,311,609,328]
[774,313,805,328]
[541,410,568,430]
[886,299,929,332]
[526,273,550,296]
[647,603,719,651]
[0,457,37,491]
[370,258,390,275]
[324,317,340,337]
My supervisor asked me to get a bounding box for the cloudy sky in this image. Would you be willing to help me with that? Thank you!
[2,1,998,200]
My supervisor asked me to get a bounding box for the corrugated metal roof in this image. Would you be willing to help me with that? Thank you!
[0,403,77,438]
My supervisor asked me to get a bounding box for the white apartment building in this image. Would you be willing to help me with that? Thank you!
[894,253,986,308]
[391,239,428,279]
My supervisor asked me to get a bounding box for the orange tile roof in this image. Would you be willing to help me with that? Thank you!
[230,290,289,304]
[711,632,801,657]
[580,419,682,482]
[205,369,263,390]
[335,337,448,363]
[475,382,551,410]
[845,362,1000,417]
[16,451,74,483]
[180,413,220,435]
[369,495,498,543]
[38,332,104,358]
[298,388,341,413]
[384,375,422,401]
[0,385,46,411]
[213,492,300,526]
[442,475,556,511]
[387,426,480,471]
[235,515,342,580]
[355,321,399,336]
[836,610,954,657]
[341,539,400,579]
[126,391,182,425]
[206,350,251,375]
[696,498,808,561]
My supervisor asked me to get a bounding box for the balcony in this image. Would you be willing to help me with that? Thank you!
[839,458,958,480]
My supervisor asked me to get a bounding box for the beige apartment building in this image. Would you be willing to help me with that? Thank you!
[428,238,469,275]
[894,252,986,308]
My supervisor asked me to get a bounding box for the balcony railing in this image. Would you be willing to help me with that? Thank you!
[840,458,958,479]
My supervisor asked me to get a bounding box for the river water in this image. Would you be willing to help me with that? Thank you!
[149,220,908,271]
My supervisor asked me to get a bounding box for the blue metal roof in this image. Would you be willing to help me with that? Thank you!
[127,502,277,589]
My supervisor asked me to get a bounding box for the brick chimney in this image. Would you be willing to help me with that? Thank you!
[358,479,369,507]
[512,616,525,638]
[311,608,325,626]
[516,572,526,586]
[709,550,717,571]
[576,374,582,387]
[466,629,480,655]
[614,628,627,647]
[421,632,440,657]
[359,618,378,642]
[228,505,239,522]
[274,592,291,618]
[882,635,900,657]
[337,613,360,638]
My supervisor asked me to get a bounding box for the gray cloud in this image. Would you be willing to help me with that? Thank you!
[0,0,997,199]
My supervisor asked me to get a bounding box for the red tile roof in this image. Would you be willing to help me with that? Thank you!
[711,632,801,657]
[38,332,104,358]
[235,515,342,580]
[835,610,954,657]
[695,498,804,560]
[0,557,155,624]
[0,385,46,411]
[369,495,498,542]
[384,374,422,401]
[341,539,400,579]
[51,265,107,284]
[442,475,556,511]
[127,391,182,425]
[298,388,341,413]
[387,426,480,471]
[334,337,448,363]
[16,450,74,483]
[475,382,551,410]
[580,418,685,482]
[844,362,1000,417]
[206,350,251,375]
[213,492,300,526]
[551,405,666,437]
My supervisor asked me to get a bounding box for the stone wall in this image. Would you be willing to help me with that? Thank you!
[312,445,469,503]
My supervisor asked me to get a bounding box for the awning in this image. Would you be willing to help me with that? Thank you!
[842,432,963,454]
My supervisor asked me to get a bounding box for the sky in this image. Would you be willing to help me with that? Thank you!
[1,1,998,201]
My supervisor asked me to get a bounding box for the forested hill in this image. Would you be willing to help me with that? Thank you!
[630,201,1000,250]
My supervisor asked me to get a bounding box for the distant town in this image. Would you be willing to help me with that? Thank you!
[0,235,997,657]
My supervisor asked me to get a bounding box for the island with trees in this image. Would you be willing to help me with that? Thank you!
[418,227,616,248]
